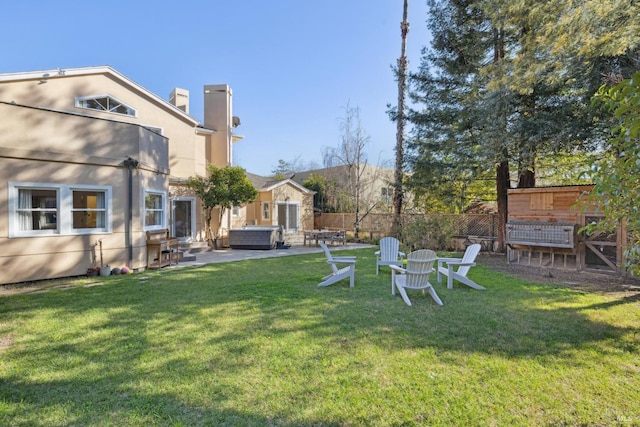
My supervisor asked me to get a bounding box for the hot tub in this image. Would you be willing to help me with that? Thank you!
[229,226,282,250]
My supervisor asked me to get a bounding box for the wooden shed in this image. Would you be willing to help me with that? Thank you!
[507,185,626,274]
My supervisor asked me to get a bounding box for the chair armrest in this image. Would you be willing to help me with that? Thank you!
[329,259,356,265]
[446,261,476,267]
[398,251,406,258]
[439,257,475,267]
[330,256,357,264]
[374,251,380,256]
[389,265,406,273]
[332,256,356,261]
[437,257,462,263]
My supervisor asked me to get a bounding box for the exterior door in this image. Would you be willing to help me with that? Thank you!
[277,202,298,232]
[171,198,195,242]
[582,215,619,273]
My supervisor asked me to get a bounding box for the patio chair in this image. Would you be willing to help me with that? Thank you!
[375,236,406,275]
[390,249,443,306]
[317,242,357,287]
[437,243,485,290]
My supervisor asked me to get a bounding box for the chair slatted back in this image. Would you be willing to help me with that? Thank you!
[320,242,339,274]
[458,244,481,277]
[379,237,401,262]
[404,249,437,289]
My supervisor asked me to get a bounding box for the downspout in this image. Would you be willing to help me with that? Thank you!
[124,157,139,267]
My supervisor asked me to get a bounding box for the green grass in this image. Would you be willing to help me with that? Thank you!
[1,248,639,426]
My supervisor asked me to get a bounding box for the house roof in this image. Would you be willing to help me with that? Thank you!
[293,164,395,184]
[0,65,202,127]
[245,172,314,194]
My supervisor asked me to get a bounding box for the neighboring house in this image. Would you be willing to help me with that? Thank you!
[293,164,397,213]
[243,173,315,244]
[0,66,242,284]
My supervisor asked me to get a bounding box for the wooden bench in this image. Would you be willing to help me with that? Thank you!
[146,229,179,269]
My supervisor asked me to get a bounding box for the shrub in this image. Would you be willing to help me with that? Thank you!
[403,215,457,251]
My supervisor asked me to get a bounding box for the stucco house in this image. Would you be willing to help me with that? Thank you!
[242,173,315,244]
[293,164,397,213]
[0,66,249,284]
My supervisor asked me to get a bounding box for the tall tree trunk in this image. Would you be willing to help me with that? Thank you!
[393,0,409,238]
[496,159,510,252]
[353,164,361,239]
[518,168,536,188]
[493,27,510,253]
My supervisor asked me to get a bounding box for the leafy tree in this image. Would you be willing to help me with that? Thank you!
[407,0,638,250]
[407,0,508,239]
[535,151,597,186]
[271,156,321,180]
[271,159,294,180]
[302,173,337,213]
[587,72,640,274]
[187,165,257,248]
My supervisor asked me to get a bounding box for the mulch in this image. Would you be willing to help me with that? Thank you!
[477,253,640,295]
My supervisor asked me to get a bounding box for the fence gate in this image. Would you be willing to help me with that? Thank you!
[582,215,620,274]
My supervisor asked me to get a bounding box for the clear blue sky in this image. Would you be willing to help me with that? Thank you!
[3,0,430,176]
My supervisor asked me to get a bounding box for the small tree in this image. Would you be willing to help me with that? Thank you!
[187,165,257,248]
[324,103,372,238]
[587,71,640,274]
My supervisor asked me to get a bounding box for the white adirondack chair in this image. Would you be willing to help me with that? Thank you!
[375,236,406,275]
[390,249,443,306]
[437,243,484,290]
[317,242,357,287]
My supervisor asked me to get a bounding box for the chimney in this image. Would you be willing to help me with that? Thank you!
[203,84,231,131]
[204,84,234,166]
[169,87,189,114]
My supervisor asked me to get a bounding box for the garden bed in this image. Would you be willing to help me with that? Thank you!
[477,253,640,294]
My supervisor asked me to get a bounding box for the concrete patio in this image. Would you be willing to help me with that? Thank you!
[173,243,374,268]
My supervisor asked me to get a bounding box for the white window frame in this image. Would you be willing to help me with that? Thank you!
[170,196,197,242]
[144,190,167,231]
[261,201,271,221]
[71,188,108,231]
[142,124,163,135]
[8,182,112,237]
[75,94,137,117]
[381,187,392,204]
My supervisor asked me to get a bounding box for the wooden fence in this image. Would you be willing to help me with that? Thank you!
[316,213,499,239]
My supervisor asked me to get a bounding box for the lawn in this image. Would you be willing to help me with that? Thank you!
[1,248,639,426]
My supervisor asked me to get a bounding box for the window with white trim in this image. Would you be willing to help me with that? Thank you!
[72,190,107,229]
[261,202,270,221]
[144,191,165,229]
[142,125,163,135]
[16,188,58,232]
[381,187,393,204]
[9,182,111,237]
[75,95,136,117]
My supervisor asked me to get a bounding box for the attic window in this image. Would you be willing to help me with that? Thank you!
[75,95,136,117]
